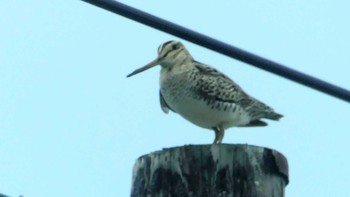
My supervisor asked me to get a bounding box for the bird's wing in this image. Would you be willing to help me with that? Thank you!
[193,61,251,105]
[159,91,173,114]
[193,62,282,121]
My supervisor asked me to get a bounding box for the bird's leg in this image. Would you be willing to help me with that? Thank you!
[213,126,225,144]
[213,127,220,144]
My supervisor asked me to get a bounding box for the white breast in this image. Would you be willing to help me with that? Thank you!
[159,65,251,129]
[165,94,251,129]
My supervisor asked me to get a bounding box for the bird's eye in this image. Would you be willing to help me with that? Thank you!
[172,44,178,50]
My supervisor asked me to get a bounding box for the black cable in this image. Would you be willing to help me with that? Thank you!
[82,0,350,103]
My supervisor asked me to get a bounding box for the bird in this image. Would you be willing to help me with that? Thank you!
[127,41,282,144]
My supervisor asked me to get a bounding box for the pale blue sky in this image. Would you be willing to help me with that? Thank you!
[1,1,349,196]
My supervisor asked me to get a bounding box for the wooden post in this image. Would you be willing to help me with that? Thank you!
[131,144,288,197]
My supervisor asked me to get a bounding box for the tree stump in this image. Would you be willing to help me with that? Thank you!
[131,144,288,197]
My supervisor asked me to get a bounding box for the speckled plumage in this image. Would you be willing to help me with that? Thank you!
[127,41,282,144]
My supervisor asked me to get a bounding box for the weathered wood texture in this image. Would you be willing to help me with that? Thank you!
[132,144,288,197]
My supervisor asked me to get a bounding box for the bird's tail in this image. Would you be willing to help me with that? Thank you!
[266,111,283,121]
[246,99,283,121]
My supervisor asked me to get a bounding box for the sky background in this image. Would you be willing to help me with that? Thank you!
[1,0,350,196]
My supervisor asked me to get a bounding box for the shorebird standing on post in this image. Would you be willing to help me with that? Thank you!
[127,41,283,144]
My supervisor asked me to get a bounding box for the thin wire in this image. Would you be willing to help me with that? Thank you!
[82,0,350,103]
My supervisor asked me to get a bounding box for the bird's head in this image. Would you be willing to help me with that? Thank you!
[127,41,192,77]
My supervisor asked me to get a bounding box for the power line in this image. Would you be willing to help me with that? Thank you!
[81,0,350,103]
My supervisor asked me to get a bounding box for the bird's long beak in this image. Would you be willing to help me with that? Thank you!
[127,58,161,78]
